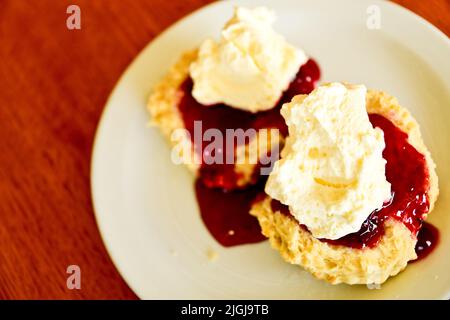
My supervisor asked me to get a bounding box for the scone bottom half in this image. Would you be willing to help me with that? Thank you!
[250,90,439,285]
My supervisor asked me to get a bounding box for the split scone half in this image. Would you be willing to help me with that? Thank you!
[147,49,284,188]
[250,90,439,285]
[147,6,321,190]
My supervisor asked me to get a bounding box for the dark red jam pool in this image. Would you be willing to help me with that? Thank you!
[414,222,439,261]
[195,179,267,247]
[178,57,439,256]
[271,114,439,259]
[178,59,320,246]
[178,59,320,191]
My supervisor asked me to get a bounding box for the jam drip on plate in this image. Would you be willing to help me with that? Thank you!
[272,114,439,258]
[195,179,267,247]
[178,59,321,246]
[413,222,439,261]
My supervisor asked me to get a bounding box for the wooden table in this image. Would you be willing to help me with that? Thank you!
[0,0,448,300]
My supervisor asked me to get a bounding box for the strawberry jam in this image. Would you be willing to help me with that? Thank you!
[178,59,320,246]
[271,114,439,259]
[178,59,320,190]
[195,179,267,247]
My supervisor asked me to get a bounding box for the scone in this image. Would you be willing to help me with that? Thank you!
[147,7,320,190]
[250,85,438,285]
[147,49,283,188]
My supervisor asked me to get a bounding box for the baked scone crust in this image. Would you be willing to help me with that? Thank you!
[147,49,200,173]
[147,50,283,186]
[250,90,439,285]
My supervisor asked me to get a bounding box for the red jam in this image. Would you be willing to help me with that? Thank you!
[178,59,320,246]
[195,179,267,247]
[178,59,320,190]
[413,222,439,261]
[272,114,439,257]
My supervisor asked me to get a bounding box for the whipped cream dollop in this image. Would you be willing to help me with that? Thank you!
[190,6,307,113]
[265,83,392,240]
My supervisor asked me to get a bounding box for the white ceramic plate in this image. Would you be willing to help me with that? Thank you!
[91,0,450,299]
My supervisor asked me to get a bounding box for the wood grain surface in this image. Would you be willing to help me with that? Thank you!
[0,0,448,300]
